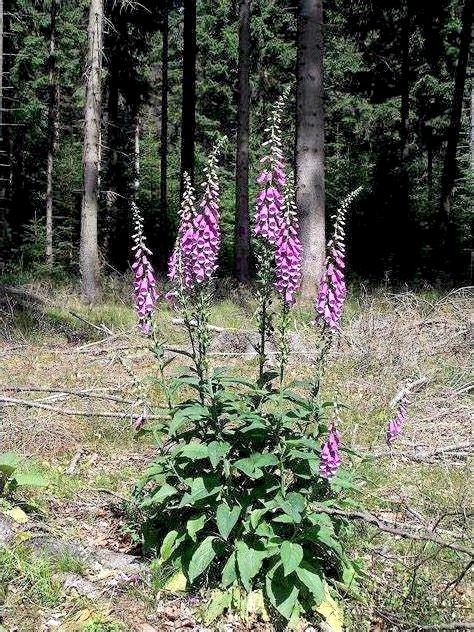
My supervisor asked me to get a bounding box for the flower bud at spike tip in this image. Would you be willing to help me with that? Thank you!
[131,202,158,335]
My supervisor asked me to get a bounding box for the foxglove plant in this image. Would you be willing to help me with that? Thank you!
[167,143,223,392]
[254,91,300,384]
[132,110,367,630]
[131,203,159,335]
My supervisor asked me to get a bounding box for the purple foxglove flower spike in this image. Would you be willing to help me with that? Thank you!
[387,388,410,445]
[254,93,286,248]
[168,144,222,293]
[320,411,342,479]
[274,173,302,305]
[131,202,158,335]
[168,172,197,292]
[315,187,363,330]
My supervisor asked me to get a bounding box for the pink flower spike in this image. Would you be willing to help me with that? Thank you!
[131,203,159,336]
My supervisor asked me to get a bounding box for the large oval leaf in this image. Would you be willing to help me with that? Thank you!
[280,541,304,576]
[188,536,216,583]
[216,503,241,540]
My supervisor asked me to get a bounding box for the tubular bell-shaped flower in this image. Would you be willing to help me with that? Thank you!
[168,145,222,292]
[274,174,302,305]
[315,187,363,330]
[168,172,197,290]
[386,398,407,445]
[320,409,342,479]
[254,94,286,247]
[131,203,159,335]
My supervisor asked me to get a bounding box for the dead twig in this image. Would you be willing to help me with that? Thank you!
[0,395,165,421]
[361,442,473,462]
[1,386,136,406]
[312,504,473,557]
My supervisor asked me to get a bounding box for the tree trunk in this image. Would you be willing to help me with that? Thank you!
[133,114,140,202]
[45,0,60,268]
[103,60,119,260]
[80,0,103,302]
[440,0,472,219]
[234,0,251,282]
[296,0,325,298]
[180,0,196,191]
[399,4,410,162]
[470,22,474,176]
[397,1,412,278]
[160,0,170,261]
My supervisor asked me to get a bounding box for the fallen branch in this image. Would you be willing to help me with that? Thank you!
[415,623,474,631]
[0,395,165,421]
[1,386,136,406]
[362,442,473,462]
[313,504,473,557]
[390,376,429,407]
[172,317,254,334]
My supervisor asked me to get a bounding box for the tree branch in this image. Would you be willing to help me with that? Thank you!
[313,504,473,557]
[0,395,165,421]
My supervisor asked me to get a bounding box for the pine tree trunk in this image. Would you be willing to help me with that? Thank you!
[470,23,474,176]
[160,0,170,261]
[440,0,472,219]
[80,0,103,302]
[397,2,412,278]
[46,0,60,268]
[103,60,119,260]
[234,0,251,282]
[296,0,325,298]
[180,0,196,190]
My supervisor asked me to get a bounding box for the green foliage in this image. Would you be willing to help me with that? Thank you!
[0,452,47,497]
[132,367,360,624]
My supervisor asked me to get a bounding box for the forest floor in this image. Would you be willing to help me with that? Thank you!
[0,278,472,632]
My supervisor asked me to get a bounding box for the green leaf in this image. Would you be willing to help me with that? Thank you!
[187,536,216,583]
[12,471,47,487]
[160,530,179,562]
[208,441,231,468]
[280,541,303,577]
[234,453,278,479]
[169,405,209,435]
[233,457,255,478]
[250,508,267,529]
[204,589,232,624]
[142,483,177,507]
[216,503,241,540]
[296,563,325,604]
[0,453,20,478]
[186,515,206,542]
[236,541,265,592]
[271,494,304,524]
[265,564,300,620]
[179,476,222,507]
[176,443,209,460]
[221,551,237,588]
[304,526,343,557]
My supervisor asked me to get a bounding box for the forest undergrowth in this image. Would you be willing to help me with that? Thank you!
[0,277,472,631]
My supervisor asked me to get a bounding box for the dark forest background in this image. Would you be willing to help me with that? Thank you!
[0,0,472,288]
